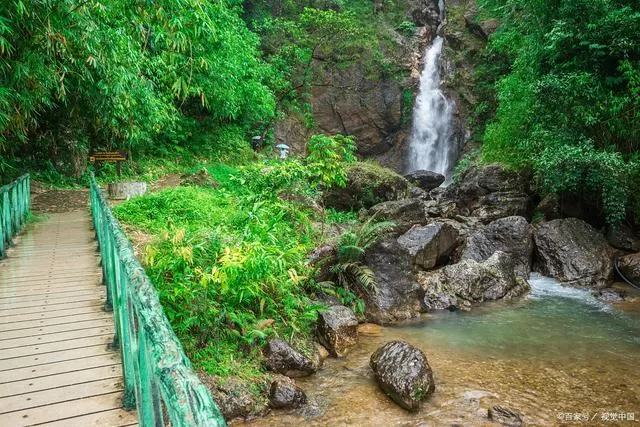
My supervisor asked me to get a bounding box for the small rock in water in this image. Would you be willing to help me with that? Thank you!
[488,405,523,426]
[370,340,435,412]
[594,288,625,303]
[269,377,307,409]
[315,305,358,357]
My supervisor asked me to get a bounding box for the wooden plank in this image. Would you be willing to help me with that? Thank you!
[0,280,101,293]
[0,287,103,303]
[0,312,111,333]
[0,344,112,371]
[0,353,120,383]
[0,325,114,350]
[0,335,114,360]
[0,268,102,282]
[0,304,105,325]
[0,365,121,398]
[0,293,105,311]
[38,408,137,427]
[0,391,125,426]
[0,378,123,413]
[0,318,112,341]
[0,283,102,299]
[0,275,101,288]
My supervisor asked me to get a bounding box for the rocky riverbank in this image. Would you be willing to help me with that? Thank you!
[209,160,640,422]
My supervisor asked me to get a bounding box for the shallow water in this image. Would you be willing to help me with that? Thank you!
[238,275,640,426]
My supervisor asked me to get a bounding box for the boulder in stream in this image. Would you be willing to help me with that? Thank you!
[534,218,614,288]
[315,305,358,357]
[459,216,533,278]
[269,376,307,409]
[370,340,435,411]
[363,237,424,323]
[617,253,640,285]
[264,339,319,378]
[397,222,460,270]
[419,251,530,311]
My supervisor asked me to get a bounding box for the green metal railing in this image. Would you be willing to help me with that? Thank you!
[0,174,30,259]
[89,173,225,427]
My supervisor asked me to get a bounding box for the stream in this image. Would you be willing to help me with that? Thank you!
[239,275,640,426]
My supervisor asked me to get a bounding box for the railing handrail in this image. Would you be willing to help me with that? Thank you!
[0,174,30,258]
[89,172,225,427]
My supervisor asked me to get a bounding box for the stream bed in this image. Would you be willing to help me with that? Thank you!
[238,275,640,426]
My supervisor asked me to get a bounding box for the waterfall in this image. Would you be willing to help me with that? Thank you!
[405,1,456,179]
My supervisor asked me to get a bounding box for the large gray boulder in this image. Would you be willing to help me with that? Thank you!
[419,251,530,311]
[534,218,614,288]
[607,224,640,252]
[617,253,640,285]
[363,237,424,323]
[370,340,435,412]
[397,222,460,270]
[459,216,533,278]
[315,305,358,357]
[264,339,320,378]
[444,164,532,222]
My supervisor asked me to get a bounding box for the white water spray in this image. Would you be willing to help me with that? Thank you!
[406,0,457,178]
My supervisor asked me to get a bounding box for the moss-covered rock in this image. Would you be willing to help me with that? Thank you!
[323,162,412,210]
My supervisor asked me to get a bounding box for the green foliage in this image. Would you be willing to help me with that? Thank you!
[306,134,356,188]
[480,0,640,224]
[396,20,417,37]
[330,216,393,293]
[325,208,358,224]
[113,166,324,376]
[0,0,274,178]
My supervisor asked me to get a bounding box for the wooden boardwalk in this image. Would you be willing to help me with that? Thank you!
[0,211,137,426]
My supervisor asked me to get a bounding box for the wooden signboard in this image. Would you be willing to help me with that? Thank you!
[90,151,128,176]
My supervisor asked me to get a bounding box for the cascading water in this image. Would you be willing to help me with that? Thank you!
[406,1,457,179]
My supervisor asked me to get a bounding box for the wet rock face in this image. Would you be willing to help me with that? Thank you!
[408,0,441,33]
[617,253,640,285]
[459,216,533,278]
[488,405,523,426]
[594,288,625,303]
[363,237,425,323]
[419,251,530,311]
[404,170,445,192]
[369,340,435,411]
[445,164,532,222]
[533,218,614,288]
[269,377,307,409]
[315,305,358,357]
[264,339,319,378]
[607,224,640,252]
[397,222,460,270]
